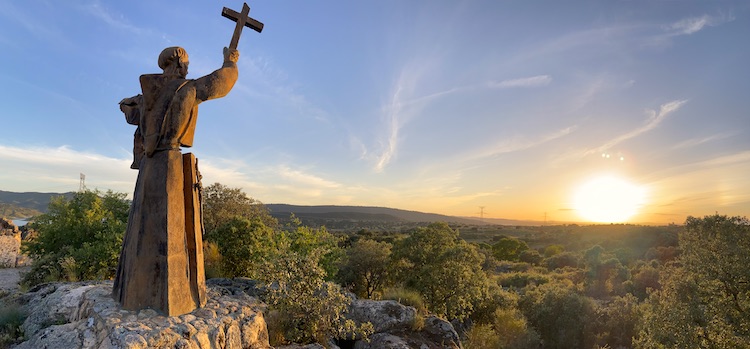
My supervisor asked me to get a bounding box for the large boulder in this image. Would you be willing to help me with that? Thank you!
[347,299,417,334]
[346,299,462,349]
[14,281,271,349]
[0,218,21,268]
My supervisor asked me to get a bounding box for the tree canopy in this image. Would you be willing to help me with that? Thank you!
[202,182,277,234]
[637,215,750,349]
[393,222,491,320]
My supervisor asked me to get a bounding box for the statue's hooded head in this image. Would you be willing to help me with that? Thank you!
[158,47,189,78]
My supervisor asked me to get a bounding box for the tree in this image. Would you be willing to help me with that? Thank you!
[22,190,129,286]
[543,244,565,257]
[583,245,630,298]
[543,251,579,270]
[393,222,490,320]
[599,294,641,349]
[337,239,393,298]
[636,215,750,349]
[491,237,529,261]
[628,260,661,301]
[202,183,276,234]
[519,249,543,265]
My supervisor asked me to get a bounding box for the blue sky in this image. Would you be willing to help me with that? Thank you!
[1,1,748,224]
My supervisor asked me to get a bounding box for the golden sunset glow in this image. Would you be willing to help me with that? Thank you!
[573,175,646,223]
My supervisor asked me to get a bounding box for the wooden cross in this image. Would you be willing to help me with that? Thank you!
[222,2,264,50]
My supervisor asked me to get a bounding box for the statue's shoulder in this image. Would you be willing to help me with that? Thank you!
[140,74,191,95]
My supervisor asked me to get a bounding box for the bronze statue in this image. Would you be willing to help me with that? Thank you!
[113,3,263,316]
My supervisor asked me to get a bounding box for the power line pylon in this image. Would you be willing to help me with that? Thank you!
[79,173,87,192]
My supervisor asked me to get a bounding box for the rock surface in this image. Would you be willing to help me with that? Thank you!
[0,218,21,268]
[346,299,462,349]
[11,278,463,349]
[14,281,270,349]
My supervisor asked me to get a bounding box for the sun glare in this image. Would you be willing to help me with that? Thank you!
[573,175,646,223]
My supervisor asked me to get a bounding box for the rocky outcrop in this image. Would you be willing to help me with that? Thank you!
[14,281,270,349]
[0,218,21,267]
[12,277,462,349]
[346,299,462,349]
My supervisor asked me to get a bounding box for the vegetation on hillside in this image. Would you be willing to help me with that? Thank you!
[0,203,41,220]
[15,183,750,348]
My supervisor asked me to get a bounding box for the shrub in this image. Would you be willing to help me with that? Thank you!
[544,251,580,270]
[492,307,541,349]
[22,190,128,286]
[519,281,597,349]
[497,272,551,289]
[205,217,277,279]
[202,241,223,279]
[463,324,500,349]
[260,250,373,345]
[382,287,427,314]
[0,302,26,347]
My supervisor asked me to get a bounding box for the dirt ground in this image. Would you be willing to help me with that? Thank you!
[0,267,26,294]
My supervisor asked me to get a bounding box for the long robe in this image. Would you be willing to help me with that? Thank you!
[113,59,237,316]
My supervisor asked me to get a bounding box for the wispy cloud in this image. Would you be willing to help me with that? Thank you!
[671,132,735,150]
[664,14,733,36]
[472,126,577,161]
[234,56,330,123]
[277,165,341,189]
[0,144,135,193]
[375,84,405,172]
[373,64,427,172]
[692,150,750,168]
[488,75,552,89]
[587,99,688,155]
[0,2,71,47]
[83,1,146,36]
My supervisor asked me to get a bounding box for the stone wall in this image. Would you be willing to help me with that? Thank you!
[0,218,21,267]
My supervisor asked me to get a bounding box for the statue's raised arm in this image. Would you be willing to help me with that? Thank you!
[194,47,239,103]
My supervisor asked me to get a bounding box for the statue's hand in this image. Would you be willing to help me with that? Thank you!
[223,47,239,63]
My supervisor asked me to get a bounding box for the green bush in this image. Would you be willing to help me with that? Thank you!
[463,324,500,349]
[519,281,597,349]
[22,190,129,286]
[205,217,278,279]
[260,250,373,345]
[497,272,551,289]
[0,302,26,347]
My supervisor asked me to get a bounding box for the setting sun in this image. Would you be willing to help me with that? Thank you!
[573,175,646,223]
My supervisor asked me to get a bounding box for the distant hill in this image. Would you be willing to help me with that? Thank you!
[1,190,537,227]
[0,203,42,220]
[266,204,484,225]
[0,190,75,217]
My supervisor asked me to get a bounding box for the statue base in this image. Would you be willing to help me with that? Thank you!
[14,281,270,349]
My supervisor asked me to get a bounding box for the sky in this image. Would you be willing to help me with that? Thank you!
[1,1,748,225]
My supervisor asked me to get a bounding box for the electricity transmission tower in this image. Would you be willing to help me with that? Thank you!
[79,173,87,192]
[478,206,486,224]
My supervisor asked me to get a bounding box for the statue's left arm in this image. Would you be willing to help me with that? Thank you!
[194,47,240,102]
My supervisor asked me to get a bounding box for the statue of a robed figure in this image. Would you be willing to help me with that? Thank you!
[114,3,263,316]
